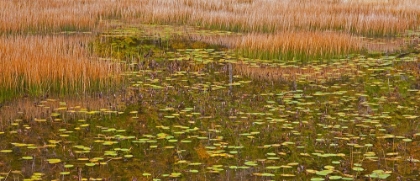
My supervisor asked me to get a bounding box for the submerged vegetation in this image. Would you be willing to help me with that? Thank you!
[0,0,420,180]
[2,0,420,100]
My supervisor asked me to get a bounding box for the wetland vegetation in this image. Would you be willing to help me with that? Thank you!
[1,0,420,180]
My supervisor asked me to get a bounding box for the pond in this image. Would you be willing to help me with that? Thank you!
[0,25,419,180]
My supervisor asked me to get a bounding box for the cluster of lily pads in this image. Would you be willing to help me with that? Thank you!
[0,25,419,180]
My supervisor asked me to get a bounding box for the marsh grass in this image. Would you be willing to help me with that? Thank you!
[184,30,360,61]
[234,31,361,61]
[141,0,420,36]
[0,35,121,102]
[1,0,419,36]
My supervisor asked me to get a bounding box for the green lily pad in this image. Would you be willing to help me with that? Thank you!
[22,156,33,160]
[316,170,333,176]
[352,167,364,172]
[85,163,96,167]
[46,159,61,164]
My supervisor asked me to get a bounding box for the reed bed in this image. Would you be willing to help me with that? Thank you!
[1,0,419,36]
[0,0,99,33]
[155,0,420,36]
[238,31,361,60]
[0,35,121,102]
[188,31,361,61]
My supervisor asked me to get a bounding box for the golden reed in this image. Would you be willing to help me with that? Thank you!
[0,35,120,98]
[0,0,419,35]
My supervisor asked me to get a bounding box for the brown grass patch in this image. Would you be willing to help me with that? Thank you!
[1,0,419,36]
[186,30,360,60]
[235,31,361,60]
[0,35,121,100]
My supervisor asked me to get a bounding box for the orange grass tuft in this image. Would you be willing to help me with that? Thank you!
[235,31,361,60]
[0,35,121,101]
[187,31,361,60]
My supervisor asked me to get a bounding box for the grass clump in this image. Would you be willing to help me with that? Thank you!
[234,31,361,61]
[0,35,121,102]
